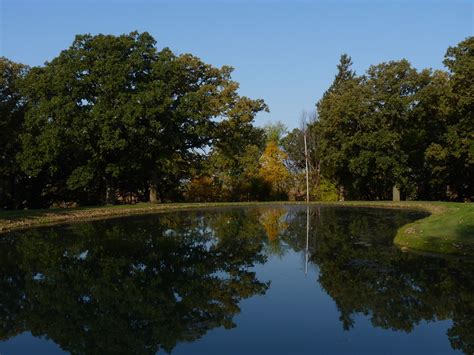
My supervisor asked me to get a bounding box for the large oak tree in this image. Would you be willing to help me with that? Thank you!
[19,32,266,205]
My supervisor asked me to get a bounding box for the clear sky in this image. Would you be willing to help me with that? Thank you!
[1,0,472,128]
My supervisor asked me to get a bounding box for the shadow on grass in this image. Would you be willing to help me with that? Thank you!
[455,222,474,239]
[410,235,474,256]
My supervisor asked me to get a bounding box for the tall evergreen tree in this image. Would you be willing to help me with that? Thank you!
[317,54,367,198]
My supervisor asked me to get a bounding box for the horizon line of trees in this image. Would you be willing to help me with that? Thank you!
[0,32,472,209]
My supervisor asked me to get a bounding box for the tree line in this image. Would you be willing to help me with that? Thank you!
[0,32,472,208]
[285,36,473,201]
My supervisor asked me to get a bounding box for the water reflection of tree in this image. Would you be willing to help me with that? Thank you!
[2,207,473,354]
[282,207,474,355]
[258,208,290,257]
[0,211,269,354]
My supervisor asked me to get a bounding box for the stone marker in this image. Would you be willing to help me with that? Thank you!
[393,186,400,201]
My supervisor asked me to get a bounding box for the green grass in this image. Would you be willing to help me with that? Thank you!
[393,202,474,255]
[0,201,472,256]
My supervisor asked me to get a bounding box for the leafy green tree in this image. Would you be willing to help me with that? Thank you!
[405,69,450,199]
[282,128,306,172]
[0,58,30,208]
[189,122,270,202]
[145,52,266,203]
[19,32,267,206]
[316,54,368,198]
[2,34,471,206]
[440,36,474,200]
[316,53,460,200]
[202,143,270,201]
[19,32,160,205]
[351,59,423,199]
[282,120,338,201]
[263,121,287,144]
[281,128,307,199]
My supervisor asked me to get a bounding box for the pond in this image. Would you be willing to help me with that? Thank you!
[0,205,473,354]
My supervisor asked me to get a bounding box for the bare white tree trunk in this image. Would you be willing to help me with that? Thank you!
[304,131,310,203]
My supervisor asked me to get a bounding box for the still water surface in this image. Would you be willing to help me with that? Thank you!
[0,205,473,354]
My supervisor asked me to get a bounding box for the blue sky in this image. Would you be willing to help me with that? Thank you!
[1,0,472,128]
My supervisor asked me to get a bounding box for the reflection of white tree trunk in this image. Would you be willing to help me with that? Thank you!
[305,204,310,277]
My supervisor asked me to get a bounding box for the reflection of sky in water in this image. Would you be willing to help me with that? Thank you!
[0,332,66,354]
[175,249,457,355]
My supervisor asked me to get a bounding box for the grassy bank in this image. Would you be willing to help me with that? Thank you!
[0,201,472,256]
[392,202,474,255]
[325,201,473,255]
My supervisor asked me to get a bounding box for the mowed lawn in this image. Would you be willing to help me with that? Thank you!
[393,202,474,255]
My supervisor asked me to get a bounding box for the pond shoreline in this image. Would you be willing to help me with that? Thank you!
[0,201,472,256]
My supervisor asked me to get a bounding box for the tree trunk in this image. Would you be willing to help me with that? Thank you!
[339,186,345,201]
[105,180,116,205]
[149,173,159,203]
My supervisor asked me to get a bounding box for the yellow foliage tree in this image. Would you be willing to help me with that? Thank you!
[186,176,219,202]
[259,141,290,197]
